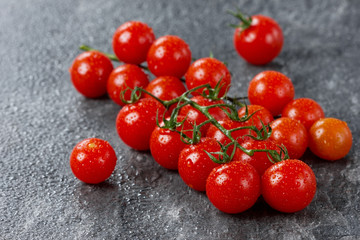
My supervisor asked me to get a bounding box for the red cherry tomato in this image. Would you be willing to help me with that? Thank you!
[233,137,279,176]
[206,118,250,146]
[70,51,113,98]
[185,57,231,97]
[144,76,186,101]
[206,161,261,214]
[282,98,325,130]
[70,138,117,184]
[248,71,294,116]
[238,105,274,130]
[179,96,228,135]
[233,15,283,65]
[178,138,221,191]
[309,118,352,161]
[112,21,155,65]
[107,64,149,106]
[269,117,308,159]
[116,98,165,151]
[147,35,192,78]
[150,115,194,170]
[262,159,317,213]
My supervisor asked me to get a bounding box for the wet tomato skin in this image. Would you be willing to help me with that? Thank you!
[70,138,117,184]
[206,161,261,214]
[233,15,283,65]
[185,57,231,97]
[144,76,186,101]
[107,64,149,106]
[282,98,325,130]
[233,137,279,176]
[206,118,250,146]
[150,115,194,170]
[116,98,165,151]
[178,138,221,191]
[269,117,308,159]
[179,96,228,135]
[248,71,294,116]
[238,105,274,130]
[112,21,155,64]
[147,35,191,78]
[261,159,317,213]
[70,51,113,98]
[309,118,352,161]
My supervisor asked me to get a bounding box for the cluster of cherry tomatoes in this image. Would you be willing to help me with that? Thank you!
[69,15,352,215]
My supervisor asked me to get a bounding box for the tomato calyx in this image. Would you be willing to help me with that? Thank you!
[204,139,238,164]
[228,9,252,30]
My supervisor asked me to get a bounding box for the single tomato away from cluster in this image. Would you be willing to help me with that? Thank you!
[70,138,117,184]
[231,11,283,65]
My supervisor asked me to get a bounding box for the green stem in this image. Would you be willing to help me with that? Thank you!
[127,84,285,163]
[227,9,252,30]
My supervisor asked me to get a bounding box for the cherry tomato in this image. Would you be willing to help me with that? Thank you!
[238,105,274,130]
[282,98,325,131]
[185,57,231,97]
[233,15,283,65]
[178,137,221,191]
[112,21,155,65]
[144,76,186,101]
[70,51,113,98]
[269,117,308,159]
[179,96,228,135]
[206,118,250,146]
[107,64,149,106]
[116,98,165,151]
[70,138,117,184]
[233,137,279,176]
[248,71,294,116]
[147,35,192,78]
[206,161,261,214]
[309,118,352,161]
[150,115,194,170]
[262,159,317,213]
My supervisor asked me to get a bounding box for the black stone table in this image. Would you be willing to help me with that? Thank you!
[1,0,359,239]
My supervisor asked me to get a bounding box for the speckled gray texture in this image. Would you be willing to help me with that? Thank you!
[1,0,359,239]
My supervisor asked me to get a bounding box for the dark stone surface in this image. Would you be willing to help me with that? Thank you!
[1,0,359,239]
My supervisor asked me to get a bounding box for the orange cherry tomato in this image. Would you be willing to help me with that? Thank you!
[309,118,352,161]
